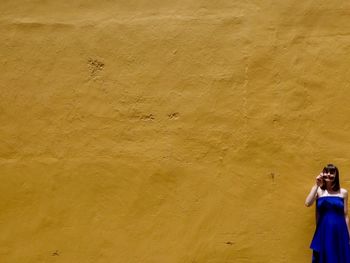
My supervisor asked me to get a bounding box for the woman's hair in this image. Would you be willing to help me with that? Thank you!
[320,163,340,191]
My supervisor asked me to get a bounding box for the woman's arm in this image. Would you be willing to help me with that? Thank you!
[305,184,319,207]
[305,173,323,207]
[343,190,350,239]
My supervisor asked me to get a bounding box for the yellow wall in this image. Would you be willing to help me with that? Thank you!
[1,1,350,262]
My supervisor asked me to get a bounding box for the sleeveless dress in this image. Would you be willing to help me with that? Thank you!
[310,196,350,263]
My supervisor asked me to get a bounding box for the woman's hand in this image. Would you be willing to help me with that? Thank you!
[316,173,324,187]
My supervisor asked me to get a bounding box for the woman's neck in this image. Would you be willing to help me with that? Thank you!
[325,182,336,193]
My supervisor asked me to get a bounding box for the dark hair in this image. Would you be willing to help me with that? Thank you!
[320,163,340,191]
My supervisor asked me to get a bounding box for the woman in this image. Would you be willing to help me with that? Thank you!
[305,164,350,263]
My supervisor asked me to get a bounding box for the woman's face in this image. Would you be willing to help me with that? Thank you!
[323,169,336,182]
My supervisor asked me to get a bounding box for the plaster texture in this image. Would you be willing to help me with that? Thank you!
[1,1,350,262]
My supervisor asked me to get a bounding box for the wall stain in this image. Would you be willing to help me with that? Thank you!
[168,112,179,119]
[87,58,104,76]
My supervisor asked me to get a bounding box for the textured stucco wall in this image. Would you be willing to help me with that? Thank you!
[2,1,350,262]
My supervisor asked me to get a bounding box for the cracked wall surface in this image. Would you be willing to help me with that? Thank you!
[2,1,350,262]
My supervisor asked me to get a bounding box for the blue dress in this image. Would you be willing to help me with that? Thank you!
[310,196,350,262]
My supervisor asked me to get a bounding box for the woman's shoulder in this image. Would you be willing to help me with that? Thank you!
[316,187,347,198]
[341,188,348,196]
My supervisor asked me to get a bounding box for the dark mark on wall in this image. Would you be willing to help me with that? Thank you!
[88,58,104,76]
[168,112,179,119]
[140,114,155,121]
